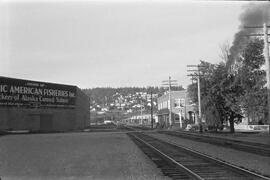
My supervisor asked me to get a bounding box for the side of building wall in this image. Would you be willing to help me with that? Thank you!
[0,107,76,131]
[157,90,196,127]
[75,87,90,129]
[0,77,90,132]
[0,88,90,131]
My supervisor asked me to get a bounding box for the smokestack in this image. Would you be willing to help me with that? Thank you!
[228,3,270,66]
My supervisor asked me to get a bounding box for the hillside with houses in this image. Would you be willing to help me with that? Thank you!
[82,86,184,123]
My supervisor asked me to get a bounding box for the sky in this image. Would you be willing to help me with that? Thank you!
[0,0,250,88]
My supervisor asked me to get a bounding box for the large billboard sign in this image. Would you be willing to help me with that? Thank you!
[0,77,76,108]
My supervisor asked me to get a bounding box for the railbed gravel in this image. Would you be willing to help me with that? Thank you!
[148,132,270,178]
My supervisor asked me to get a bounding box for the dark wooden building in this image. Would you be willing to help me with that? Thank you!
[0,76,90,132]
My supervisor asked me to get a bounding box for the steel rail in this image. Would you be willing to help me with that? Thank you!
[129,132,204,180]
[148,134,270,180]
[130,132,270,180]
[159,131,270,156]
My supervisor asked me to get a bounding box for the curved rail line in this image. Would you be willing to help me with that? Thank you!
[128,132,270,180]
[158,131,270,157]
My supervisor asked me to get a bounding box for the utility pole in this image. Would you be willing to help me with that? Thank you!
[244,23,270,125]
[140,99,143,125]
[162,76,178,128]
[264,23,270,126]
[88,96,91,127]
[150,90,154,129]
[197,69,201,121]
[187,65,206,125]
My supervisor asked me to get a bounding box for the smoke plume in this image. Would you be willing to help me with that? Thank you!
[229,3,270,65]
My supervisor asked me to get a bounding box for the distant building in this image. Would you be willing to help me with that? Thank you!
[124,113,158,127]
[0,76,90,132]
[127,109,133,113]
[157,90,196,129]
[101,107,109,112]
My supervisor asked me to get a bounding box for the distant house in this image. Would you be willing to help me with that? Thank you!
[157,90,196,129]
[97,111,105,115]
[101,108,109,112]
[90,108,96,112]
[124,113,158,127]
[120,103,126,107]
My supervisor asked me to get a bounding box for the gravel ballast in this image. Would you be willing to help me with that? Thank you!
[0,132,170,180]
[148,132,270,177]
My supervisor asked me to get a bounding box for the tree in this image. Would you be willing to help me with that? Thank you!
[187,39,266,133]
[237,38,267,124]
[187,61,244,133]
[187,61,226,129]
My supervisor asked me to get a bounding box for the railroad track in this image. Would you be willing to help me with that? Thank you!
[84,125,141,132]
[119,125,154,132]
[116,125,136,131]
[128,132,270,180]
[124,125,153,131]
[158,131,270,157]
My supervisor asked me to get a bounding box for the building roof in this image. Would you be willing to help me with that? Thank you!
[157,90,187,102]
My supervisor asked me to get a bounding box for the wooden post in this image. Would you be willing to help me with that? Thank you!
[264,23,270,125]
[197,66,202,124]
[168,76,172,127]
[151,91,153,128]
